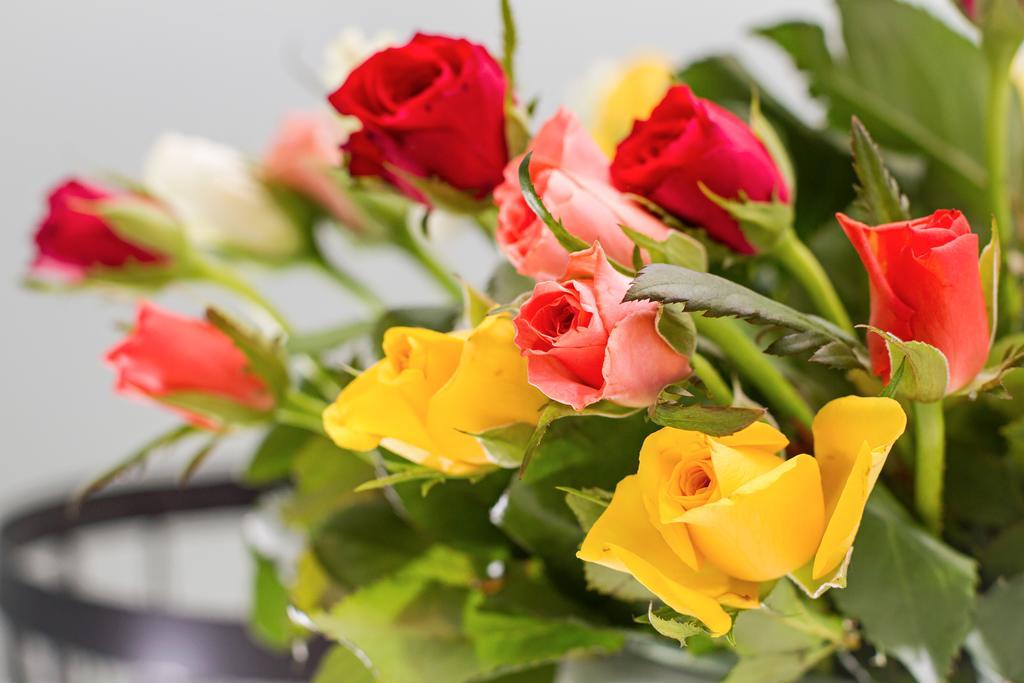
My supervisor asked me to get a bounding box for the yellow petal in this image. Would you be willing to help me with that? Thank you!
[592,56,674,157]
[716,421,790,456]
[322,362,436,453]
[812,441,874,579]
[681,455,825,582]
[708,441,784,498]
[579,475,757,635]
[812,396,907,519]
[637,428,707,569]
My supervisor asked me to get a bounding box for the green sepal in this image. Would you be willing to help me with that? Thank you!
[849,116,910,224]
[206,305,290,401]
[788,547,853,600]
[98,197,190,258]
[655,303,697,358]
[470,422,536,468]
[697,183,794,253]
[620,224,708,272]
[749,93,796,197]
[862,326,949,403]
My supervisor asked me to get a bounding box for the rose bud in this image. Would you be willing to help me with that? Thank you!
[513,243,691,410]
[263,111,370,233]
[495,108,673,281]
[322,315,547,476]
[31,179,167,279]
[144,133,304,260]
[106,302,275,428]
[838,210,991,393]
[328,33,509,202]
[611,85,790,254]
[579,396,906,635]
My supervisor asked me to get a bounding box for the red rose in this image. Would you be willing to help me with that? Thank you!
[329,33,508,201]
[106,302,275,428]
[513,243,691,410]
[610,85,790,254]
[838,210,990,393]
[32,179,165,278]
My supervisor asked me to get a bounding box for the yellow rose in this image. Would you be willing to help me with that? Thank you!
[578,396,906,635]
[591,55,674,157]
[322,315,547,475]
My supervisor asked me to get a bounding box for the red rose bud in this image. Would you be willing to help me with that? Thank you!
[328,33,509,201]
[611,85,790,254]
[106,302,275,428]
[838,210,991,393]
[32,179,166,279]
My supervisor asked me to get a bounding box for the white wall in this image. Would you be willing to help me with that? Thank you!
[0,0,963,522]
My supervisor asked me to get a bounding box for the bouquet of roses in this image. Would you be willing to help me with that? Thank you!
[24,0,1024,681]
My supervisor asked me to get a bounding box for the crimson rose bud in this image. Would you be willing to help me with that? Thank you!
[32,179,165,278]
[106,302,275,428]
[838,210,991,393]
[611,85,790,254]
[329,33,509,201]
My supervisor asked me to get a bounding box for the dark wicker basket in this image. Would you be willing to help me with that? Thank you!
[0,481,325,682]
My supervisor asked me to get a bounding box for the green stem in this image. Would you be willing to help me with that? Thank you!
[276,390,328,436]
[984,39,1022,331]
[396,221,462,303]
[695,315,814,428]
[773,232,854,334]
[189,256,293,334]
[690,352,733,406]
[288,320,376,354]
[308,244,386,314]
[914,400,946,535]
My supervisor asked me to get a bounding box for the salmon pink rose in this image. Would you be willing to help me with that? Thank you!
[32,179,166,279]
[611,85,790,254]
[838,210,990,393]
[495,108,673,281]
[329,33,508,201]
[513,243,691,410]
[106,302,275,428]
[263,111,369,233]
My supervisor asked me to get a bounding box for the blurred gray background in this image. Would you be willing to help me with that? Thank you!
[0,0,964,623]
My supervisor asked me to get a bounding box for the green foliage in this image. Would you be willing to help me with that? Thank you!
[559,487,611,532]
[249,553,301,650]
[206,306,290,400]
[517,153,590,255]
[833,488,978,682]
[650,402,765,437]
[726,581,847,683]
[519,401,639,481]
[471,422,535,468]
[99,199,189,257]
[626,264,866,369]
[967,574,1024,682]
[244,424,317,485]
[620,224,708,272]
[639,605,713,648]
[699,183,794,253]
[655,303,698,358]
[849,116,910,224]
[312,646,375,683]
[863,327,950,403]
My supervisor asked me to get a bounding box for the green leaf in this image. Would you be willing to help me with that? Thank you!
[282,439,375,527]
[159,390,271,426]
[471,422,535,468]
[98,198,188,257]
[312,498,432,590]
[206,306,289,400]
[311,646,375,683]
[640,605,712,648]
[749,94,796,197]
[244,424,315,485]
[726,581,845,683]
[863,327,949,403]
[558,487,612,532]
[620,224,708,272]
[518,153,590,255]
[287,319,374,354]
[520,401,640,482]
[249,553,300,650]
[789,548,852,600]
[650,403,766,437]
[354,464,448,493]
[655,303,698,358]
[75,424,197,504]
[583,564,654,603]
[626,264,866,369]
[698,183,794,252]
[967,574,1024,683]
[832,487,978,683]
[849,116,911,224]
[486,261,535,304]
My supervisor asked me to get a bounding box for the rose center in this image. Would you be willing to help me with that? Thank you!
[667,456,717,509]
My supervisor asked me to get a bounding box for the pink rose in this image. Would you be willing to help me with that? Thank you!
[495,108,672,281]
[262,111,368,232]
[513,243,691,410]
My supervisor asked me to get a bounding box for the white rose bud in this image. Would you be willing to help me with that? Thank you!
[143,133,304,259]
